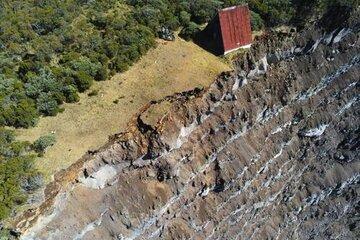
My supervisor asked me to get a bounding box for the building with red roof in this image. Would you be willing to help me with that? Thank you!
[201,5,252,55]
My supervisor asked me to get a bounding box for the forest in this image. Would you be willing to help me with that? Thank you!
[0,0,358,231]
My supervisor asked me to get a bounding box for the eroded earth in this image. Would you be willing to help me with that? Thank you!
[15,8,360,240]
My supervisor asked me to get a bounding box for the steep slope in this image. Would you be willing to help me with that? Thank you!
[15,8,359,240]
[15,37,230,181]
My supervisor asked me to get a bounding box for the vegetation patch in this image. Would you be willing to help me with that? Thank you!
[0,128,41,221]
[1,0,357,128]
[0,1,155,128]
[32,134,56,156]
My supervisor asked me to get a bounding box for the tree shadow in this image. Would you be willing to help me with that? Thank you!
[318,5,353,32]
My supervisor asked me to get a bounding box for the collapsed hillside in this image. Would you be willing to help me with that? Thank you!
[14,7,360,240]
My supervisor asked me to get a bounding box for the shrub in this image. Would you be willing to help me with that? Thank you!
[0,228,12,239]
[249,0,295,26]
[18,60,37,78]
[0,128,14,144]
[63,85,80,103]
[0,154,39,220]
[95,66,109,81]
[1,98,39,128]
[24,68,63,99]
[0,127,39,221]
[180,22,201,41]
[114,57,130,72]
[179,11,191,25]
[36,92,59,116]
[250,11,264,31]
[32,134,56,154]
[133,6,162,31]
[6,141,31,158]
[0,76,39,128]
[21,174,44,191]
[68,56,102,78]
[189,0,223,24]
[74,71,94,92]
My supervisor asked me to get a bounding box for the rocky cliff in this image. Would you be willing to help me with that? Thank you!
[15,7,359,240]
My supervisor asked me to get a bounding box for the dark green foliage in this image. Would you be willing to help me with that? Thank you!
[74,71,94,92]
[114,56,130,73]
[67,57,102,79]
[308,0,359,10]
[0,128,40,220]
[1,98,39,128]
[0,0,156,129]
[32,134,56,155]
[63,85,80,103]
[250,11,264,31]
[188,0,224,23]
[36,92,59,116]
[95,66,109,81]
[0,75,39,128]
[25,68,62,99]
[180,22,201,40]
[179,11,191,25]
[248,0,295,26]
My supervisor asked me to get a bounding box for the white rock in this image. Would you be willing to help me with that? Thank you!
[80,165,117,189]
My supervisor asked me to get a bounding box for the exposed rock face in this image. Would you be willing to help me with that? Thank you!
[16,8,359,240]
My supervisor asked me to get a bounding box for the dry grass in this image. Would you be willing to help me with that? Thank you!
[15,37,231,181]
[142,101,173,127]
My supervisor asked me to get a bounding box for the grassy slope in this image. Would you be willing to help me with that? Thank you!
[15,37,231,181]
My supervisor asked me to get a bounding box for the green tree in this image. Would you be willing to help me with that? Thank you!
[24,68,63,99]
[0,76,39,128]
[250,11,264,30]
[179,11,191,25]
[63,85,80,103]
[0,128,40,220]
[32,134,56,155]
[68,56,102,79]
[180,22,201,40]
[36,92,59,116]
[74,71,94,92]
[189,0,223,24]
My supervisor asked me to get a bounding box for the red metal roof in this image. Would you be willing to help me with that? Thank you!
[218,5,252,53]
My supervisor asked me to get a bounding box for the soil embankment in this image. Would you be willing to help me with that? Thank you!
[15,8,360,240]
